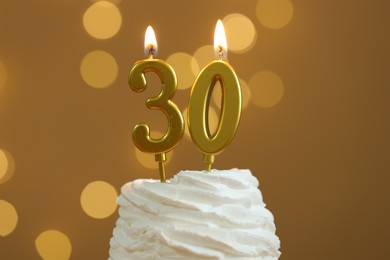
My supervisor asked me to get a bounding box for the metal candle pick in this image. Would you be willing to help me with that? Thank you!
[128,26,184,182]
[188,20,242,171]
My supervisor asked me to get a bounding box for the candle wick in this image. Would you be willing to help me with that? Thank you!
[218,46,223,61]
[148,45,155,59]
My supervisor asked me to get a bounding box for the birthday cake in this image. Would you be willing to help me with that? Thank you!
[109,169,281,259]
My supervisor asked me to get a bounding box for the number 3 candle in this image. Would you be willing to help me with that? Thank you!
[188,20,242,171]
[128,26,185,183]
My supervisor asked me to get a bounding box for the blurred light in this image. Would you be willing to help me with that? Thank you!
[35,230,72,260]
[182,108,191,139]
[207,106,219,135]
[90,0,122,4]
[256,0,294,29]
[239,79,252,109]
[214,19,228,59]
[135,131,173,169]
[223,14,257,53]
[0,61,7,90]
[144,26,158,57]
[212,78,251,110]
[0,200,18,237]
[80,50,118,88]
[249,71,284,108]
[80,181,117,219]
[135,148,174,170]
[191,45,214,75]
[0,149,15,185]
[83,1,122,39]
[167,52,196,90]
[210,80,223,110]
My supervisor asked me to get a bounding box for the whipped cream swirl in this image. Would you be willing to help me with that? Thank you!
[109,169,280,259]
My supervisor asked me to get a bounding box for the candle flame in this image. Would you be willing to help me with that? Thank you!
[214,19,227,60]
[144,26,158,58]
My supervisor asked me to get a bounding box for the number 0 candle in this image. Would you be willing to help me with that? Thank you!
[128,26,184,182]
[188,20,242,171]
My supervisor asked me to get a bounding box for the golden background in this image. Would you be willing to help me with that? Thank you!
[0,0,389,259]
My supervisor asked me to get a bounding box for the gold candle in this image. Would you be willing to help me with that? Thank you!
[129,26,184,182]
[188,20,242,171]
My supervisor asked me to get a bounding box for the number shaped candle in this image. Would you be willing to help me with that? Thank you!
[188,20,242,171]
[129,26,184,182]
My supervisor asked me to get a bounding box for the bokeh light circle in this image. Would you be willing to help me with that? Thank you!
[249,71,285,108]
[223,14,257,53]
[83,1,122,39]
[191,45,214,75]
[35,230,72,260]
[238,79,252,109]
[135,131,174,169]
[256,0,294,29]
[212,78,251,110]
[207,106,219,136]
[90,0,122,4]
[166,52,196,90]
[0,200,18,237]
[182,108,190,139]
[80,181,117,219]
[0,149,15,184]
[191,45,230,76]
[80,50,118,88]
[135,149,174,170]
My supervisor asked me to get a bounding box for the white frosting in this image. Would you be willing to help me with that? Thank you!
[109,169,280,259]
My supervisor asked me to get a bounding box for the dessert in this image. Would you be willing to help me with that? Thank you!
[109,169,280,259]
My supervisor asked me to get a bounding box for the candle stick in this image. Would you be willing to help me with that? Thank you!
[188,20,242,171]
[129,26,184,182]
